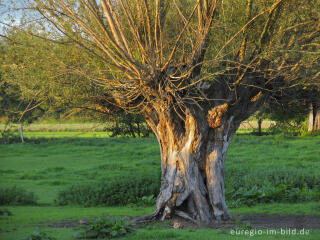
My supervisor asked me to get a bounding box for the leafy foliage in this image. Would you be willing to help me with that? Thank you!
[73,216,133,239]
[55,161,320,208]
[1,28,105,123]
[228,184,320,208]
[226,162,320,207]
[137,195,156,207]
[303,130,320,136]
[0,124,21,144]
[107,113,153,138]
[0,186,37,205]
[0,44,47,124]
[226,165,320,191]
[22,231,56,240]
[55,174,160,206]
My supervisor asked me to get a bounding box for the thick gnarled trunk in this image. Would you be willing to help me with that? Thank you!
[141,108,237,224]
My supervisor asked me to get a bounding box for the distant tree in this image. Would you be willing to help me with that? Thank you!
[308,96,320,132]
[4,0,319,223]
[1,27,104,119]
[0,39,46,126]
[1,27,152,136]
[256,80,320,134]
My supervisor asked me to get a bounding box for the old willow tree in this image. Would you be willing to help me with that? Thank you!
[30,0,320,223]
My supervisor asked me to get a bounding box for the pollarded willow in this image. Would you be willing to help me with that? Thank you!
[27,0,320,223]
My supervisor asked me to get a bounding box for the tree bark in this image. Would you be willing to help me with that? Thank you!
[313,104,320,131]
[308,103,314,132]
[19,124,25,143]
[258,119,262,136]
[139,107,238,224]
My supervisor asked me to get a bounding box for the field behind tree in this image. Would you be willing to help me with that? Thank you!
[0,119,274,132]
[0,128,320,239]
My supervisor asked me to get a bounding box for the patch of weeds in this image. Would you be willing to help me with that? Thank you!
[235,221,254,230]
[0,186,37,205]
[55,173,160,206]
[21,231,56,240]
[73,216,133,239]
[227,184,320,207]
[302,130,320,136]
[136,195,156,206]
[226,166,320,193]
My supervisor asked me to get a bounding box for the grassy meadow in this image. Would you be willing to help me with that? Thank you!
[0,127,320,239]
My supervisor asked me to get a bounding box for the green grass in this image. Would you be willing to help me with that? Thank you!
[0,135,160,204]
[232,202,320,215]
[0,131,320,239]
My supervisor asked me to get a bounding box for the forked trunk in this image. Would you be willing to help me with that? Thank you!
[140,108,237,224]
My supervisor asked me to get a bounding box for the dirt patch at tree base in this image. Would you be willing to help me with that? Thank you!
[46,214,320,230]
[154,214,320,230]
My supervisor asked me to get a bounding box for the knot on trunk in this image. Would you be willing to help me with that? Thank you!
[207,104,228,128]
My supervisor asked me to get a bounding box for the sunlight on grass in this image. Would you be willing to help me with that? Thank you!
[0,131,319,239]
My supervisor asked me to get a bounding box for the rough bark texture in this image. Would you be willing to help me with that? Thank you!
[308,103,314,132]
[308,103,320,131]
[138,105,241,224]
[19,124,24,143]
[313,104,320,131]
[258,119,262,136]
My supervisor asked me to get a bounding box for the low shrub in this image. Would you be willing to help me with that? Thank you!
[225,166,320,207]
[225,167,320,191]
[22,231,56,240]
[55,173,160,206]
[73,216,133,239]
[227,184,320,207]
[302,130,320,136]
[0,186,37,205]
[0,127,21,144]
[55,165,320,208]
[268,120,306,136]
